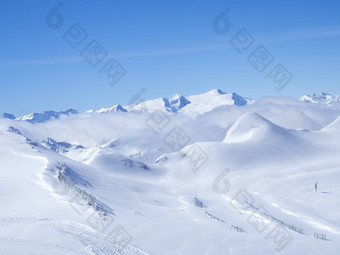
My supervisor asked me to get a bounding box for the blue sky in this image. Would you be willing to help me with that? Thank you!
[1,0,340,116]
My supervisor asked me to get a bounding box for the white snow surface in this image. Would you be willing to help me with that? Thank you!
[1,89,340,255]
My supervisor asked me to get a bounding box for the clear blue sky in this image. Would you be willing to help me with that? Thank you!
[1,0,340,116]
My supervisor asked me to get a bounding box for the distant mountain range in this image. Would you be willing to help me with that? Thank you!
[299,92,340,105]
[1,109,78,123]
[1,90,339,123]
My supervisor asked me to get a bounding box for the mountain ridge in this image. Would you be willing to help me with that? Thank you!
[300,92,340,105]
[3,90,339,123]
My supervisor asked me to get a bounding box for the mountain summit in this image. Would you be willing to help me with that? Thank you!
[95,104,128,113]
[0,113,16,120]
[300,93,340,105]
[183,89,253,114]
[223,112,291,143]
[165,94,191,112]
[16,109,78,123]
[124,89,251,114]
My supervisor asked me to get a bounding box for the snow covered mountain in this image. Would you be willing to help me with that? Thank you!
[223,112,294,143]
[123,89,251,114]
[1,90,340,255]
[0,112,16,119]
[300,92,340,105]
[1,89,251,121]
[125,94,192,113]
[15,109,78,123]
[166,94,191,112]
[182,89,254,114]
[89,104,128,114]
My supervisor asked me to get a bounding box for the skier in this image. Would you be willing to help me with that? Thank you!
[315,182,318,192]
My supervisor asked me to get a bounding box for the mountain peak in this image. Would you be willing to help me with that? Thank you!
[96,104,127,113]
[207,88,226,95]
[223,112,288,143]
[16,109,78,123]
[1,113,16,120]
[183,90,252,115]
[300,93,340,105]
[232,92,248,106]
[168,94,191,111]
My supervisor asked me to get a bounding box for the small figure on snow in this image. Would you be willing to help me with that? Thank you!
[315,182,318,192]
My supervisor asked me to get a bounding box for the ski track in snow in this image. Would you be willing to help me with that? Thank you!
[0,217,150,255]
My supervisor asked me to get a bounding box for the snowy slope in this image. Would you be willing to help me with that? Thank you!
[222,112,293,143]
